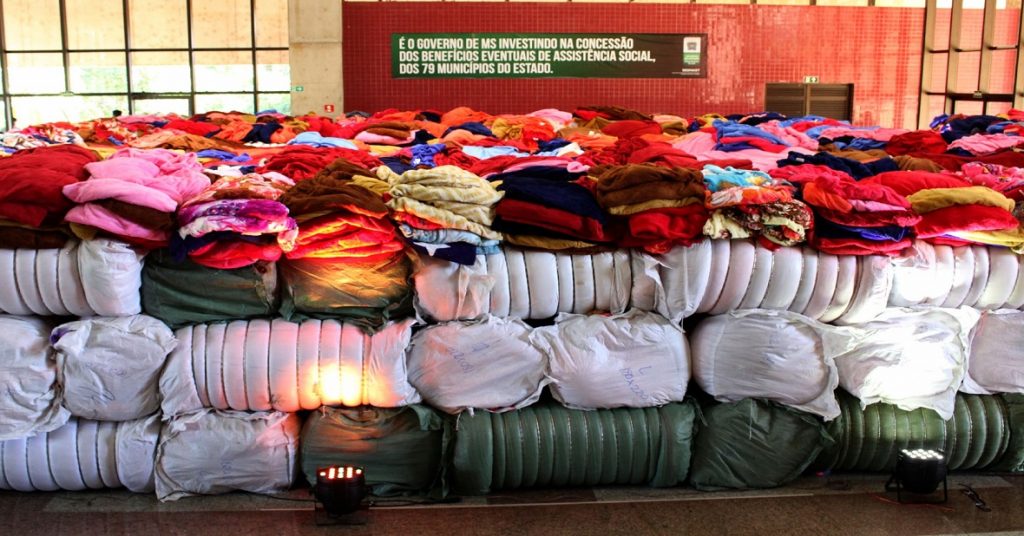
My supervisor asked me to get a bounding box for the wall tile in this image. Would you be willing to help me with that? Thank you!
[343,3,929,128]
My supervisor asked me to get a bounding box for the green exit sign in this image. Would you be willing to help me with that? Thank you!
[294,85,304,92]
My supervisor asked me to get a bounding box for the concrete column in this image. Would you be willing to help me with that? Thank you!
[288,0,343,114]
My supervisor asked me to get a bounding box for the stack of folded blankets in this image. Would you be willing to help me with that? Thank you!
[489,161,609,250]
[865,170,1024,252]
[384,165,503,264]
[591,163,707,253]
[278,160,412,325]
[0,145,99,248]
[776,165,919,255]
[701,164,812,247]
[174,172,298,269]
[62,148,210,248]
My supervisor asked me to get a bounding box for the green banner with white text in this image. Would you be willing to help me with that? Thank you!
[391,33,707,79]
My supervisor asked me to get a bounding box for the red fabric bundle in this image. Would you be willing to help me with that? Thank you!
[769,164,854,186]
[862,170,969,195]
[256,146,382,181]
[0,145,99,227]
[802,173,920,228]
[885,131,947,156]
[814,236,912,256]
[616,204,708,254]
[188,239,283,270]
[495,199,612,242]
[914,204,1020,238]
[600,120,663,139]
[163,119,221,137]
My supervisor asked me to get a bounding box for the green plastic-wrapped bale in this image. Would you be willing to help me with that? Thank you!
[689,399,831,490]
[452,400,697,495]
[141,249,279,329]
[301,405,447,496]
[815,390,1011,472]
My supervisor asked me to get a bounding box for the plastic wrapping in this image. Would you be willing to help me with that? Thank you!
[0,414,159,492]
[689,399,831,490]
[142,248,279,329]
[301,405,447,496]
[0,315,68,441]
[155,409,301,501]
[160,318,420,417]
[53,315,176,421]
[279,254,412,329]
[828,307,979,419]
[690,310,839,420]
[406,315,548,414]
[532,310,688,409]
[452,401,696,494]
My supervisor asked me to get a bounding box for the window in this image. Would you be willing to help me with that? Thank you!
[0,0,291,130]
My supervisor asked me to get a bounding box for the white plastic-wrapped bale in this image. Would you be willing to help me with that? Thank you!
[830,255,893,325]
[159,318,419,417]
[890,241,949,306]
[690,310,840,420]
[412,246,633,321]
[413,254,493,322]
[406,315,548,414]
[963,310,1024,394]
[154,409,301,501]
[0,415,159,492]
[631,240,712,322]
[826,307,980,419]
[0,315,68,441]
[52,315,176,421]
[531,310,688,409]
[0,239,143,317]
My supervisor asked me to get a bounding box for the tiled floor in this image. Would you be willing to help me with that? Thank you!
[3,474,1023,535]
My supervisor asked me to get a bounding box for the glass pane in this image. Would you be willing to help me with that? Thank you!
[3,0,61,50]
[131,51,191,93]
[11,95,128,126]
[256,50,289,91]
[7,53,65,94]
[254,0,288,48]
[133,98,191,116]
[258,93,291,114]
[129,0,188,49]
[195,93,254,114]
[66,0,125,49]
[759,0,810,4]
[195,51,254,92]
[70,52,128,93]
[193,0,252,48]
[816,0,869,4]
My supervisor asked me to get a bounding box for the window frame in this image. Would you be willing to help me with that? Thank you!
[0,0,290,130]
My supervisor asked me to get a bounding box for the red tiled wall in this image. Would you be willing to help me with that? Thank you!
[343,3,925,128]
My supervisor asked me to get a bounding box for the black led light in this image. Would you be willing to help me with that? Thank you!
[313,465,369,525]
[885,448,948,504]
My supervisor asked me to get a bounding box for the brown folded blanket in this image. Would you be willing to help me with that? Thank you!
[314,158,374,183]
[96,199,176,231]
[0,225,69,249]
[592,164,706,208]
[280,175,389,218]
[578,106,652,121]
[894,154,945,172]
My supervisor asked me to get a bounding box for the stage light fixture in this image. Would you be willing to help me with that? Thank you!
[314,465,369,525]
[885,448,948,504]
